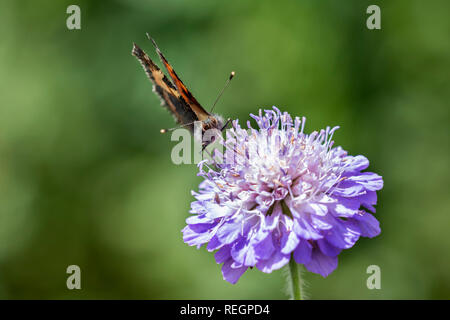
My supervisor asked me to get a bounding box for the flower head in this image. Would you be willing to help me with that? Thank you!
[182,107,383,284]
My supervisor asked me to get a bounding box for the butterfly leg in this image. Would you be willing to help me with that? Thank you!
[201,143,215,163]
[221,118,232,132]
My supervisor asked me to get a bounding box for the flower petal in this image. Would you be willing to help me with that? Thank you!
[215,245,231,263]
[230,237,258,266]
[342,155,369,172]
[317,239,341,257]
[346,172,383,192]
[355,191,378,213]
[222,259,248,284]
[324,216,360,249]
[255,250,290,273]
[332,180,366,197]
[293,239,312,264]
[182,225,213,248]
[254,232,275,260]
[350,212,380,238]
[329,197,360,218]
[216,219,243,245]
[304,249,338,277]
[292,215,323,240]
[262,203,281,230]
[280,231,300,254]
[207,235,223,251]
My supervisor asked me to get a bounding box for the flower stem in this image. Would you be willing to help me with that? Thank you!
[288,255,303,300]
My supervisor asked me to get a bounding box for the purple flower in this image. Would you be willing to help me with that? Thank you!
[182,107,383,284]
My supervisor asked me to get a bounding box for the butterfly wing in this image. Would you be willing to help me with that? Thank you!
[132,43,198,130]
[148,36,211,122]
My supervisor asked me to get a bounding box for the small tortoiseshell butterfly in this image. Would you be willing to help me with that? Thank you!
[132,34,233,149]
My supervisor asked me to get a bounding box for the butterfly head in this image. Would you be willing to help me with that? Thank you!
[200,115,233,151]
[202,114,224,132]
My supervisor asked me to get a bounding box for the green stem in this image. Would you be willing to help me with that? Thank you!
[288,255,302,300]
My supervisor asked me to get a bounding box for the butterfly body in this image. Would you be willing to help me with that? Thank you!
[202,114,224,132]
[132,35,227,145]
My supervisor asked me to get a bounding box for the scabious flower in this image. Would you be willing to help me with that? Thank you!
[182,107,383,284]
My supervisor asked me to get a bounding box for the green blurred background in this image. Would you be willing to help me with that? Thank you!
[0,0,448,299]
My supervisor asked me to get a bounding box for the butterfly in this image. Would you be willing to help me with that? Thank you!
[132,34,233,149]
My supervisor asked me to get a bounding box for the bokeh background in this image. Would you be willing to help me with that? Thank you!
[0,0,449,299]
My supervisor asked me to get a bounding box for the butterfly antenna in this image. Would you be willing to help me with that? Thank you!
[210,71,235,113]
[160,120,198,134]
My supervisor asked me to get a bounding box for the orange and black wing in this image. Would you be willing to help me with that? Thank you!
[132,43,198,130]
[147,35,211,122]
